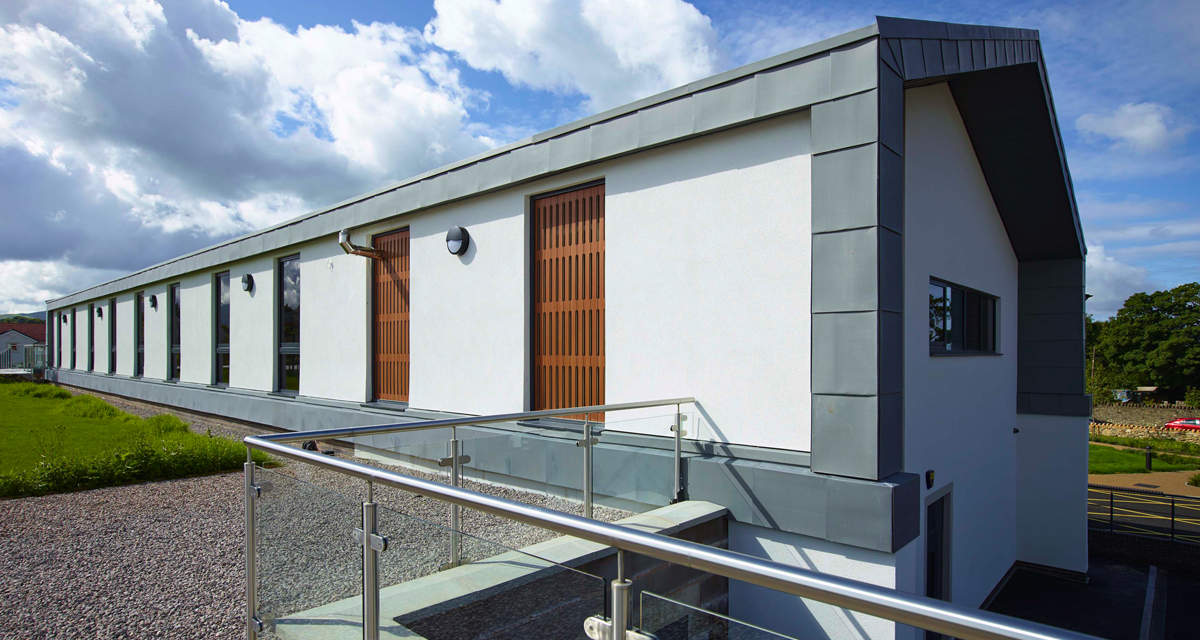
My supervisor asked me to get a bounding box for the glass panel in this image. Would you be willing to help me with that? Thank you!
[375,501,606,640]
[254,466,363,639]
[641,592,798,639]
[170,284,182,379]
[217,272,231,345]
[928,282,947,349]
[280,257,301,344]
[218,353,230,385]
[458,422,590,517]
[280,354,300,392]
[594,407,692,512]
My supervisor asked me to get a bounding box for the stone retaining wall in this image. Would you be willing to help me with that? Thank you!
[1090,422,1200,444]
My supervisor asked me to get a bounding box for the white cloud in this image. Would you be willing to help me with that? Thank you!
[1087,219,1200,244]
[0,0,500,302]
[1077,192,1187,221]
[424,0,722,112]
[0,260,125,313]
[1085,244,1154,319]
[1077,103,1192,154]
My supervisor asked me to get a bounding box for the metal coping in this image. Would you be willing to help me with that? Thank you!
[244,437,1098,640]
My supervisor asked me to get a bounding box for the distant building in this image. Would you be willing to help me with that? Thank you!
[45,17,1088,639]
[0,322,45,368]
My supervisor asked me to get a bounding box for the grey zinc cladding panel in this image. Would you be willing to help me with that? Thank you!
[812,229,879,312]
[811,144,879,233]
[830,40,877,97]
[812,312,879,395]
[548,129,592,172]
[638,97,694,146]
[811,90,879,154]
[693,77,756,132]
[752,54,831,117]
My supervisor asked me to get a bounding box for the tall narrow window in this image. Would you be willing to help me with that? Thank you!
[215,272,231,386]
[56,312,62,367]
[70,308,76,369]
[109,298,117,374]
[278,256,300,394]
[929,279,998,354]
[87,303,95,371]
[169,284,181,380]
[135,292,145,377]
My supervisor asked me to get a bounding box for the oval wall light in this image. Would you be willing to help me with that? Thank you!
[62,315,69,324]
[242,274,254,292]
[446,226,470,256]
[149,295,158,310]
[97,307,103,319]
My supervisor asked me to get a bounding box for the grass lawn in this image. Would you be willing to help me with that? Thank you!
[1088,444,1200,474]
[0,381,269,497]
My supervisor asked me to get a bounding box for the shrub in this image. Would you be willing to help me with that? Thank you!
[59,394,138,421]
[0,382,72,400]
[1186,387,1200,408]
[1191,472,1200,488]
[0,394,271,498]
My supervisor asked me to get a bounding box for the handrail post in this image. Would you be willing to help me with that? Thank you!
[611,549,631,637]
[450,428,462,567]
[363,498,380,640]
[673,404,683,503]
[244,460,260,640]
[584,414,594,519]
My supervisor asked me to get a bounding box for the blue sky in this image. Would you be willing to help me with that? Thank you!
[0,0,1196,317]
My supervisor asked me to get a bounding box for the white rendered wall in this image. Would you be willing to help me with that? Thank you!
[605,113,812,450]
[356,186,529,416]
[95,300,110,373]
[115,294,134,376]
[903,83,1019,607]
[729,521,915,640]
[1016,413,1089,572]
[230,255,279,392]
[300,240,371,402]
[142,283,169,380]
[180,273,213,385]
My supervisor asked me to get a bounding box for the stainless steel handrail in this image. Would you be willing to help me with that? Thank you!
[258,396,697,444]
[245,436,1098,640]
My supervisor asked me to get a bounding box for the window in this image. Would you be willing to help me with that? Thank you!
[87,303,95,371]
[929,279,998,354]
[169,284,181,380]
[135,293,145,377]
[56,312,62,367]
[70,308,76,369]
[215,272,230,386]
[278,256,300,394]
[108,298,117,374]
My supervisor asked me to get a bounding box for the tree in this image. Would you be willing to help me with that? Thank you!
[1098,282,1200,398]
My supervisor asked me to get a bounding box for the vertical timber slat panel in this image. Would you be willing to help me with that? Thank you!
[373,229,410,402]
[533,184,605,419]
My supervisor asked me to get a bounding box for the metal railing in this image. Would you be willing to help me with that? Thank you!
[244,399,1099,640]
[1088,483,1200,544]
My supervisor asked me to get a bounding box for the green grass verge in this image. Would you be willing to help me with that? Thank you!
[1088,444,1200,474]
[0,381,270,498]
[1089,433,1200,457]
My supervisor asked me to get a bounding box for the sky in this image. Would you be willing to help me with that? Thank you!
[0,0,1196,319]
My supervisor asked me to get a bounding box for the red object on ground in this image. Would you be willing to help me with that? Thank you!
[1164,418,1200,431]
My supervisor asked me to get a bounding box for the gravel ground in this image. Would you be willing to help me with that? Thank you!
[1,388,629,640]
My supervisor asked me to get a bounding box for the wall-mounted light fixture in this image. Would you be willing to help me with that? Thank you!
[242,274,254,292]
[62,315,69,324]
[149,295,158,310]
[97,307,103,319]
[446,226,469,256]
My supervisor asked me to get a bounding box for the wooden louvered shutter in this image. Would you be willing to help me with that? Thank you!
[373,229,410,402]
[532,183,605,417]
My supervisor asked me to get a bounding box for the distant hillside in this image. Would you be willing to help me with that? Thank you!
[0,313,45,324]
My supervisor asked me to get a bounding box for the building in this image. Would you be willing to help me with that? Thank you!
[44,17,1088,640]
[0,322,45,368]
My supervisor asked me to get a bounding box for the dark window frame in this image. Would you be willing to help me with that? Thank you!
[55,312,62,367]
[135,292,145,377]
[929,278,999,355]
[214,272,231,387]
[87,303,95,371]
[277,255,301,395]
[70,308,76,369]
[108,298,117,374]
[168,284,181,381]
